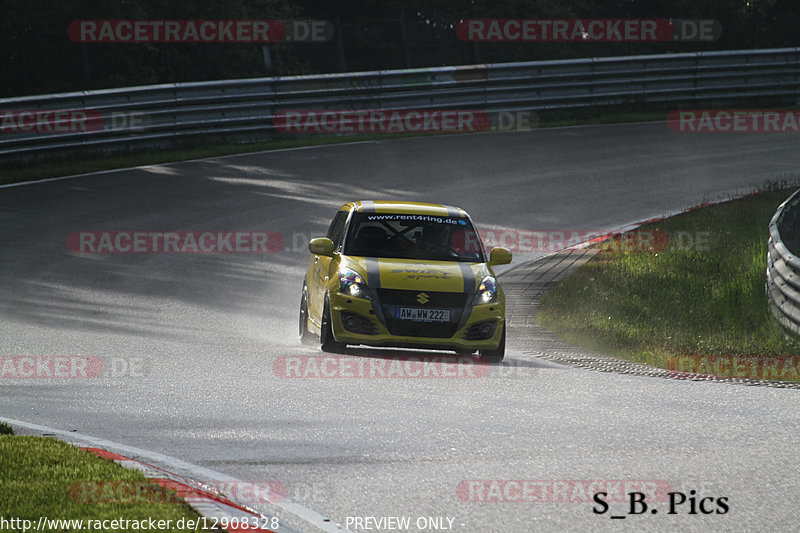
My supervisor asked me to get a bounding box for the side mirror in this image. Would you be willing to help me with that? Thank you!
[309,237,335,257]
[488,246,512,266]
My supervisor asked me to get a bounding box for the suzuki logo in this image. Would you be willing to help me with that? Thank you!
[416,292,430,304]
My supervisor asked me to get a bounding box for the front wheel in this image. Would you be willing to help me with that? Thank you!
[478,324,505,363]
[298,285,315,345]
[320,297,346,353]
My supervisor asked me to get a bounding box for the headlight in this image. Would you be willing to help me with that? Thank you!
[472,275,498,305]
[339,268,371,300]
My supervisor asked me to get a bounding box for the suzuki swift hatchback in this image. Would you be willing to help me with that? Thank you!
[299,201,512,361]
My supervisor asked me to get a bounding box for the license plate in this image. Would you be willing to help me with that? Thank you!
[395,307,450,322]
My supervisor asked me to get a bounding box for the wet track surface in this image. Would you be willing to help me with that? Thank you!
[2,123,800,531]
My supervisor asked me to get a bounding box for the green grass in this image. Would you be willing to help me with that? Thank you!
[538,187,800,379]
[0,435,216,532]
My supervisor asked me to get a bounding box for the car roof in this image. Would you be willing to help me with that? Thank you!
[340,200,468,218]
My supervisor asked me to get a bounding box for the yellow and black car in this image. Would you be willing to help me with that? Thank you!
[299,201,512,361]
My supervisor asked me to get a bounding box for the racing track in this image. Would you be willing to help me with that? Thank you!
[2,122,800,532]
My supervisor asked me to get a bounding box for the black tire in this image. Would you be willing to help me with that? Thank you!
[320,297,346,353]
[298,285,315,345]
[478,324,505,363]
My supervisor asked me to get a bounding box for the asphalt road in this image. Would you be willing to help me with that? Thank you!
[2,122,800,532]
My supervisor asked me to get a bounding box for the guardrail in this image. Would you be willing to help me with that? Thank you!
[1,47,799,161]
[767,189,800,337]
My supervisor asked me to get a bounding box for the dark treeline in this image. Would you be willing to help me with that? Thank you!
[1,0,799,98]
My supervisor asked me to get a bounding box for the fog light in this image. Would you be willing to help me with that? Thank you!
[464,320,497,341]
[341,312,377,335]
[344,315,361,331]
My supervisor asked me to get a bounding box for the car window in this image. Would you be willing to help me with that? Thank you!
[326,210,348,251]
[344,212,485,262]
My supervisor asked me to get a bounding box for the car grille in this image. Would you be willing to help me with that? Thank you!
[376,289,469,338]
[376,289,468,307]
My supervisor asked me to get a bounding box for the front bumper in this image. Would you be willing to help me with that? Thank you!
[328,290,504,351]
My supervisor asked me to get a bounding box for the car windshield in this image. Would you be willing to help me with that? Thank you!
[344,212,485,262]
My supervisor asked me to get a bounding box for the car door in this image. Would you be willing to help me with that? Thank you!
[308,209,348,325]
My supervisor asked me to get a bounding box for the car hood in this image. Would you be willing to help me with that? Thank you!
[343,257,489,292]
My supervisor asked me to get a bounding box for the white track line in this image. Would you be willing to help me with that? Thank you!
[0,141,379,190]
[0,416,345,533]
[0,121,663,190]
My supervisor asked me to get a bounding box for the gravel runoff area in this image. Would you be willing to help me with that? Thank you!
[501,249,800,390]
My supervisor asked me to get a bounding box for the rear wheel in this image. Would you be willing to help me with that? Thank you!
[478,324,505,363]
[298,285,315,345]
[320,297,346,353]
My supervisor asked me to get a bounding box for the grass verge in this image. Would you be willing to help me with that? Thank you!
[0,429,217,531]
[538,186,800,381]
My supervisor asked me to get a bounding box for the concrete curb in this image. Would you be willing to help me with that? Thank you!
[76,446,279,533]
[0,416,345,533]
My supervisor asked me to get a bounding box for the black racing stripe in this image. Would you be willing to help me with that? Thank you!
[364,257,386,326]
[456,262,476,331]
[365,257,381,289]
[459,262,475,293]
[444,205,462,218]
[360,200,376,213]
